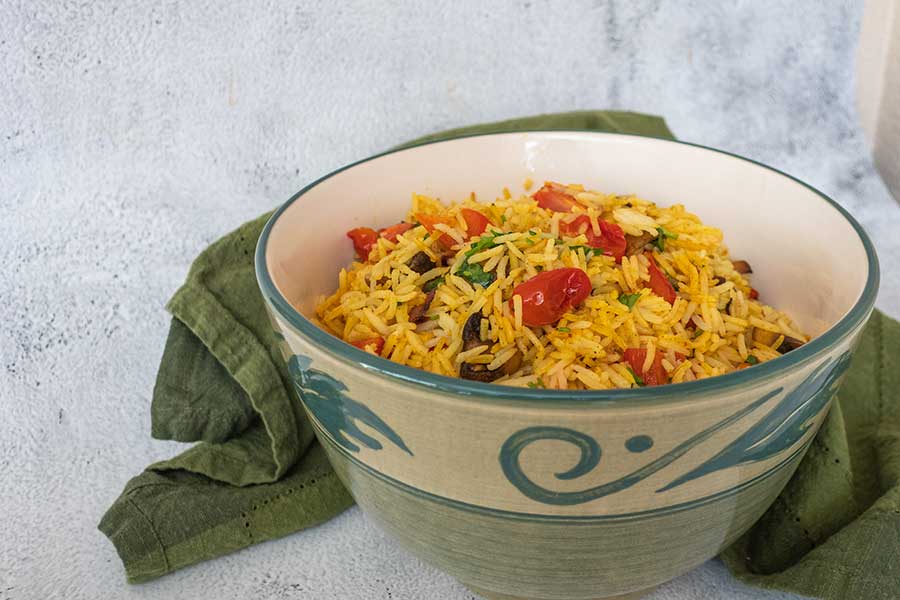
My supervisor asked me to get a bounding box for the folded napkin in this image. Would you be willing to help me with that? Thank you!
[100,111,900,599]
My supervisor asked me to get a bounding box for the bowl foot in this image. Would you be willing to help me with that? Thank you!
[466,584,658,600]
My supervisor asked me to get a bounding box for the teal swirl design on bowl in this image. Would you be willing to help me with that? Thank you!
[501,353,851,506]
[287,354,413,456]
[499,388,781,506]
[659,351,851,491]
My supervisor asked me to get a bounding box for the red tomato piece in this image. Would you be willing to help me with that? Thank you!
[749,287,760,300]
[510,268,592,327]
[623,348,669,386]
[533,182,579,213]
[346,227,379,261]
[351,337,385,355]
[558,215,627,261]
[415,213,458,248]
[461,208,490,238]
[645,252,676,304]
[379,222,414,242]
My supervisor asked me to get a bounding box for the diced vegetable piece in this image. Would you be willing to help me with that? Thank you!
[511,268,592,327]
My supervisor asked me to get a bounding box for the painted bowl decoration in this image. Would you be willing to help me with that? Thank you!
[256,132,878,600]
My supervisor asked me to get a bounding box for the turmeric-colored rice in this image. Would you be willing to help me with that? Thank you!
[315,181,808,389]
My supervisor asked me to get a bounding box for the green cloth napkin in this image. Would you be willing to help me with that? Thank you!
[99,112,899,599]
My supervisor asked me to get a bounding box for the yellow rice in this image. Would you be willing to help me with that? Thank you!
[314,181,808,389]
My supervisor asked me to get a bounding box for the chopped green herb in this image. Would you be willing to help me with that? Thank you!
[457,262,496,288]
[619,293,641,310]
[529,229,537,235]
[746,355,759,365]
[693,328,704,339]
[430,314,440,321]
[557,327,571,333]
[453,233,503,288]
[423,276,445,292]
[527,379,546,389]
[626,367,645,386]
[653,226,679,252]
[667,275,680,291]
[500,214,507,223]
[525,238,535,245]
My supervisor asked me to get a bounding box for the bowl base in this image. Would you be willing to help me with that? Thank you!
[466,584,658,600]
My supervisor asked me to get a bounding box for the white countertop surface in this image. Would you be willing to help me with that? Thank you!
[2,1,898,599]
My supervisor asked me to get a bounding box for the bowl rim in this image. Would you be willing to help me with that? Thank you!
[255,130,880,406]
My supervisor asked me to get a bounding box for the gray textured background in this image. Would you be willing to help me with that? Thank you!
[2,1,898,599]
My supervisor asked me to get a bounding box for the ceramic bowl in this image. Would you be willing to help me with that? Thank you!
[255,132,878,600]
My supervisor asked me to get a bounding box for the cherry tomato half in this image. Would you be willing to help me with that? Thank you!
[510,267,592,327]
[379,222,414,242]
[346,227,379,261]
[623,348,668,386]
[415,213,458,248]
[559,215,627,261]
[533,182,579,213]
[351,337,385,355]
[461,208,489,238]
[646,252,676,304]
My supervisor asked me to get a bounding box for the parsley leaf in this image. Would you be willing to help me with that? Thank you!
[423,276,445,292]
[619,293,641,310]
[746,355,759,365]
[653,226,678,251]
[557,327,571,333]
[526,379,546,389]
[568,244,599,260]
[454,232,503,288]
[626,367,645,386]
[457,262,495,288]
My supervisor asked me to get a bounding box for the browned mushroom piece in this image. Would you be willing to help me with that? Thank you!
[732,260,753,274]
[407,251,437,274]
[458,313,523,382]
[752,328,779,347]
[408,290,436,324]
[778,336,805,353]
[459,349,524,382]
[625,231,656,256]
[461,312,484,351]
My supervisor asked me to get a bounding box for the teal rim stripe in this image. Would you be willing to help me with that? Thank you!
[310,416,812,523]
[255,130,880,407]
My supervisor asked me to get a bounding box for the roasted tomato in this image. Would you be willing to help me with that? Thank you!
[350,337,385,355]
[559,215,627,261]
[379,222,414,242]
[623,348,668,386]
[415,213,458,248]
[533,182,579,212]
[346,227,379,261]
[510,268,592,327]
[460,208,489,238]
[645,252,676,304]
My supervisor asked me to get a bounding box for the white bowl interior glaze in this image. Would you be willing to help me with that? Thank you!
[266,132,868,340]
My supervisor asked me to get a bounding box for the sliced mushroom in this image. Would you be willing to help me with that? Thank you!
[407,251,436,274]
[752,328,779,347]
[732,260,753,274]
[461,312,484,351]
[458,313,524,382]
[459,349,524,382]
[778,336,805,353]
[625,231,655,256]
[408,290,435,324]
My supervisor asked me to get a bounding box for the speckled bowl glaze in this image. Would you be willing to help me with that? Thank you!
[256,132,878,600]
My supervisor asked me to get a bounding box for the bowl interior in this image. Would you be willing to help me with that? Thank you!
[264,132,870,347]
